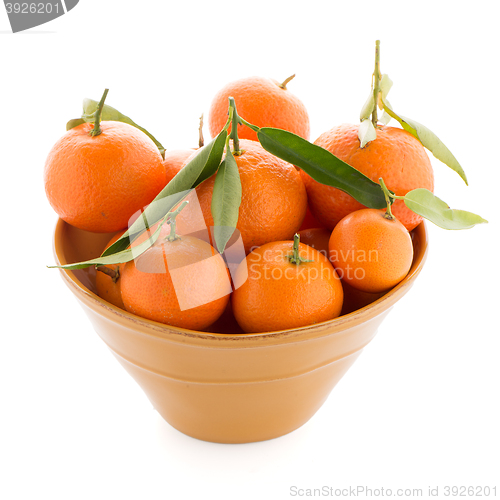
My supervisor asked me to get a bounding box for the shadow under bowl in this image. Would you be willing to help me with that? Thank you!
[53,220,428,444]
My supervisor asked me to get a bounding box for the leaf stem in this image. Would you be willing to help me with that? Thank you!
[228,97,242,155]
[288,233,302,264]
[279,74,295,90]
[222,105,234,133]
[238,116,260,133]
[89,88,109,137]
[372,41,381,128]
[166,200,189,241]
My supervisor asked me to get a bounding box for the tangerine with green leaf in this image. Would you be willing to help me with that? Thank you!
[302,123,434,232]
[44,90,166,233]
[301,41,440,233]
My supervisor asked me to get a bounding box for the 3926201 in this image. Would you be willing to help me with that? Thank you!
[444,485,498,497]
[5,2,61,14]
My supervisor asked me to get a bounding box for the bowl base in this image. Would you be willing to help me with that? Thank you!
[110,348,363,444]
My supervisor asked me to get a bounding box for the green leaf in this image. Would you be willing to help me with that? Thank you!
[358,119,377,148]
[49,220,165,270]
[191,132,228,187]
[378,97,392,125]
[66,118,85,131]
[403,188,487,229]
[379,110,392,126]
[254,127,386,209]
[211,148,242,253]
[166,130,227,195]
[382,100,468,185]
[103,130,228,258]
[379,74,393,106]
[360,91,375,121]
[81,98,166,158]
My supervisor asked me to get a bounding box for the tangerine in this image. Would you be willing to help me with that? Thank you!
[208,75,310,142]
[328,208,413,293]
[232,237,343,333]
[120,231,231,330]
[44,121,166,233]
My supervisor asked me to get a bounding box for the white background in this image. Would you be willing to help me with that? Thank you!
[1,1,499,499]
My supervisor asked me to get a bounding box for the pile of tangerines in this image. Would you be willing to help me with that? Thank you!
[45,43,485,335]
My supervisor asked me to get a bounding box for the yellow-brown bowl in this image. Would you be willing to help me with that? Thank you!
[53,219,428,444]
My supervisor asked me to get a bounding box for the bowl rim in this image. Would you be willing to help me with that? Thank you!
[53,218,428,347]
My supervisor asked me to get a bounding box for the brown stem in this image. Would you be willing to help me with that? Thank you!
[96,265,120,282]
[279,74,296,90]
[198,113,204,148]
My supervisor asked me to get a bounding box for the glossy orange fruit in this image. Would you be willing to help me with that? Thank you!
[301,124,434,231]
[120,232,231,330]
[208,75,310,141]
[44,121,166,233]
[178,139,308,253]
[297,228,331,258]
[232,239,343,333]
[329,209,413,293]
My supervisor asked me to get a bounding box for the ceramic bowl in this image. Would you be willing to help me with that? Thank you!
[53,219,428,444]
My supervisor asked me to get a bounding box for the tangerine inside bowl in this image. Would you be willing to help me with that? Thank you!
[53,219,428,444]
